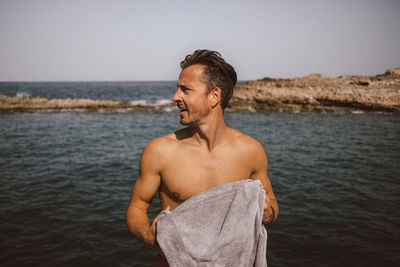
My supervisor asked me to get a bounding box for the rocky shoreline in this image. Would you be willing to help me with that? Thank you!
[229,68,400,112]
[0,94,167,112]
[1,68,399,112]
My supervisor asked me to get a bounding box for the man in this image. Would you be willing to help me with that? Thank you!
[126,49,278,265]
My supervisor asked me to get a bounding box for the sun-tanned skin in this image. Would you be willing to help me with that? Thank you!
[126,64,279,249]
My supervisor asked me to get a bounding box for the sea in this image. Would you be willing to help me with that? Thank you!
[0,81,399,267]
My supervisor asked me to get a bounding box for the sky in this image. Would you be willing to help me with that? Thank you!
[0,0,399,81]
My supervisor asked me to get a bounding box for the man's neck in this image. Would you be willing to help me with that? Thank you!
[190,110,227,152]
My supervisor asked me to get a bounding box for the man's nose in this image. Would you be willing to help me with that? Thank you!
[172,88,182,102]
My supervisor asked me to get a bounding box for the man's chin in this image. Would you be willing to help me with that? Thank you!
[179,117,195,126]
[179,119,190,126]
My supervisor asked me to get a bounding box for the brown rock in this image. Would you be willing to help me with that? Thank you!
[230,68,400,112]
[0,94,172,111]
[385,68,400,76]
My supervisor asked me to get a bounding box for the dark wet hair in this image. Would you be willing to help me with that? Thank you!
[180,49,237,109]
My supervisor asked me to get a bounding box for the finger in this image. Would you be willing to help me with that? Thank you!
[264,195,270,210]
[150,217,157,230]
[153,206,170,225]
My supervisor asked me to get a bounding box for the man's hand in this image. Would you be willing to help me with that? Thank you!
[262,195,275,225]
[144,206,170,249]
[260,185,275,225]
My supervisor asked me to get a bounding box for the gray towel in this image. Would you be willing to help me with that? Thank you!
[156,179,268,267]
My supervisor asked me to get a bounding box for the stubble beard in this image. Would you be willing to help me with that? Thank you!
[179,106,210,126]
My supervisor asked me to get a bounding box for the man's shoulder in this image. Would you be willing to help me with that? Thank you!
[144,128,189,153]
[227,128,268,170]
[145,133,176,151]
[228,127,263,146]
[228,127,266,154]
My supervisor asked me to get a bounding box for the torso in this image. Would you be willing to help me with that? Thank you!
[157,127,259,210]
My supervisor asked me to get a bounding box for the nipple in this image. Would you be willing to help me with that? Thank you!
[172,192,180,200]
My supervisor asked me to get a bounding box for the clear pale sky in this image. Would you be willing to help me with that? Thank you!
[0,0,399,81]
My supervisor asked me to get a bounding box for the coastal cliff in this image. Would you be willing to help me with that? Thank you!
[229,68,400,112]
[1,68,399,112]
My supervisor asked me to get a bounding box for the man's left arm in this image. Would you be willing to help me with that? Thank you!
[250,142,279,225]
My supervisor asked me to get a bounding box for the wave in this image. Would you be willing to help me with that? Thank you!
[129,99,173,108]
[16,91,31,98]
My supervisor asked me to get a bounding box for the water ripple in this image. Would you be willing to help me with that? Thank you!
[1,111,399,266]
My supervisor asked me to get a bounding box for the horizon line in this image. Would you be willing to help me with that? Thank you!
[0,67,396,83]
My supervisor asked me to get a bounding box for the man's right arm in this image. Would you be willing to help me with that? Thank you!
[126,138,164,248]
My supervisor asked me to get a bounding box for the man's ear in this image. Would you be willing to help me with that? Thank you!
[209,87,222,108]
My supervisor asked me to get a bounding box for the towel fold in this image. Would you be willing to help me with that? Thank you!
[156,179,267,267]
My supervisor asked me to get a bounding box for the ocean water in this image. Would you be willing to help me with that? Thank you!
[0,81,176,106]
[0,82,399,266]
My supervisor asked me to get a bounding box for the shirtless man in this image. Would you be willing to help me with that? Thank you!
[126,50,279,263]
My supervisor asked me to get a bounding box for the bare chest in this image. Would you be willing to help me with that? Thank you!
[159,150,253,205]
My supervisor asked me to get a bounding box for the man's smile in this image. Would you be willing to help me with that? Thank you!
[178,106,188,115]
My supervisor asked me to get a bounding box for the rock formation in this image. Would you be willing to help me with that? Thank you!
[1,68,399,112]
[229,68,400,112]
[0,95,171,111]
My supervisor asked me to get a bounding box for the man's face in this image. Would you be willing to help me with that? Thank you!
[172,64,211,126]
